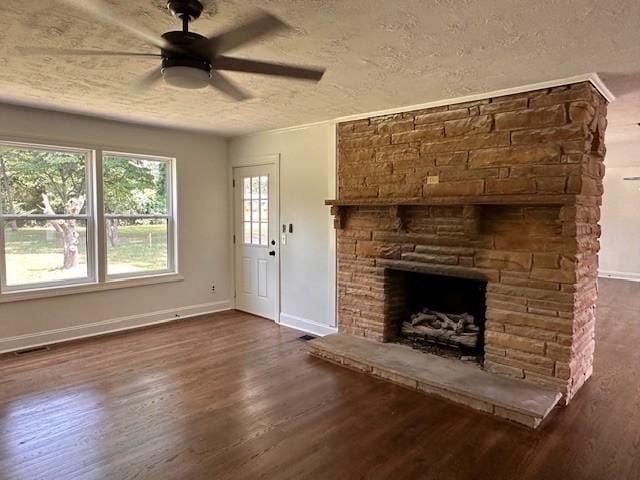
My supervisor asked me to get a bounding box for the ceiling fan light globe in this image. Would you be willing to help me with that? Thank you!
[162,66,210,89]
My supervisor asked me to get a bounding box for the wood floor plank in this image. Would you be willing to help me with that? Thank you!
[1,279,640,479]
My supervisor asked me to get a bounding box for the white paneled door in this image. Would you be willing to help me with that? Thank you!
[234,164,279,320]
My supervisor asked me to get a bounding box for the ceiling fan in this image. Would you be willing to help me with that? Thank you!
[20,0,326,100]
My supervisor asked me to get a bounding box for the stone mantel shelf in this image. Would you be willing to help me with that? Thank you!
[326,195,575,229]
[325,194,575,208]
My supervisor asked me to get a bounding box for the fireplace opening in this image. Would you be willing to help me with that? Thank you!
[386,270,487,362]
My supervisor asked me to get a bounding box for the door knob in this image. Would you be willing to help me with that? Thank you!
[269,250,276,256]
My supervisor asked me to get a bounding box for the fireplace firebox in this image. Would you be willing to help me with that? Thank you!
[386,270,487,361]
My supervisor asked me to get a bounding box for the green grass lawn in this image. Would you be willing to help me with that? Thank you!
[4,224,168,286]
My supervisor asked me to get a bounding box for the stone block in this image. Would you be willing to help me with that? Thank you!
[415,108,469,125]
[475,250,532,272]
[485,177,537,194]
[391,125,444,144]
[528,83,594,108]
[445,115,493,136]
[469,145,561,168]
[424,180,485,196]
[493,406,541,428]
[511,124,585,145]
[485,331,546,355]
[340,134,391,150]
[420,133,510,154]
[479,98,529,114]
[484,360,524,379]
[536,177,567,193]
[495,105,566,131]
[378,119,415,135]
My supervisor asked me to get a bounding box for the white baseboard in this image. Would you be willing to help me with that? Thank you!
[279,313,337,337]
[0,300,232,354]
[599,271,640,282]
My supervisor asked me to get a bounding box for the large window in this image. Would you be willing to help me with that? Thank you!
[103,153,173,278]
[0,141,176,295]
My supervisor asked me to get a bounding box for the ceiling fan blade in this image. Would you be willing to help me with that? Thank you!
[58,0,175,52]
[197,10,291,57]
[209,72,251,101]
[18,47,161,57]
[213,56,325,81]
[132,66,163,92]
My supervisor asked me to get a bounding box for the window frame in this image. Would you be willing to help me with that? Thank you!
[0,139,179,300]
[101,151,177,280]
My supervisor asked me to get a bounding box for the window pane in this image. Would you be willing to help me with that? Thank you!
[260,222,268,246]
[260,176,268,199]
[251,222,260,244]
[0,145,87,215]
[260,200,268,222]
[4,220,89,287]
[251,200,259,223]
[106,219,168,275]
[243,222,251,244]
[243,200,251,223]
[243,177,251,200]
[103,155,168,215]
[251,177,259,199]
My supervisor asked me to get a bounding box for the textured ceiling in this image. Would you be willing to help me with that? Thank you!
[0,0,639,141]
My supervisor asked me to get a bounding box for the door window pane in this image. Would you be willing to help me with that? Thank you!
[241,175,268,246]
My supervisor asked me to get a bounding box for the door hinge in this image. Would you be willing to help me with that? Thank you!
[233,234,236,244]
[234,289,237,299]
[232,179,236,188]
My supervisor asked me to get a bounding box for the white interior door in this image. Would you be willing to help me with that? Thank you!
[234,164,279,320]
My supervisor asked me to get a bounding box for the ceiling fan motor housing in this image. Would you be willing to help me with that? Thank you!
[161,30,211,89]
[166,0,204,21]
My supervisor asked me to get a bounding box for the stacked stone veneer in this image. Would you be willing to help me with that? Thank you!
[334,82,608,403]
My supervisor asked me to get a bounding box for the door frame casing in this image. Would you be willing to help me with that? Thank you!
[229,154,281,322]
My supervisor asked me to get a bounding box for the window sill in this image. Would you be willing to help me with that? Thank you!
[0,273,184,304]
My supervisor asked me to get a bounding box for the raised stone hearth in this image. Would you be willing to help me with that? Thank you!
[314,81,608,424]
[309,334,562,428]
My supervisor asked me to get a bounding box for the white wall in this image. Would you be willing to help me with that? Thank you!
[600,138,640,280]
[0,104,231,351]
[229,124,337,335]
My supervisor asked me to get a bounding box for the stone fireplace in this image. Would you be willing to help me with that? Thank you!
[310,81,608,427]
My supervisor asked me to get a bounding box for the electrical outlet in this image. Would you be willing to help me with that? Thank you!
[426,175,440,185]
[211,284,216,293]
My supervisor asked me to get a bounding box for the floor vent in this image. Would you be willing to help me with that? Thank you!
[298,334,316,342]
[14,346,50,356]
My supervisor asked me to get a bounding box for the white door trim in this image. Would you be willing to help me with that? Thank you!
[230,154,281,323]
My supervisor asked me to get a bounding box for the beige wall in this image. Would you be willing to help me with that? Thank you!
[600,139,640,280]
[229,124,337,334]
[0,104,231,351]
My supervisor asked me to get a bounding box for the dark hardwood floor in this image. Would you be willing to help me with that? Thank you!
[1,278,639,480]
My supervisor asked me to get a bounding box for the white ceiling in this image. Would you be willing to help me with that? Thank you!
[0,0,639,141]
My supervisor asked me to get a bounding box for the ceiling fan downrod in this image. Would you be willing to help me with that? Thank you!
[167,0,204,32]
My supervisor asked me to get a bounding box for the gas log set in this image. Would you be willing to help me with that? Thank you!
[401,307,481,354]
